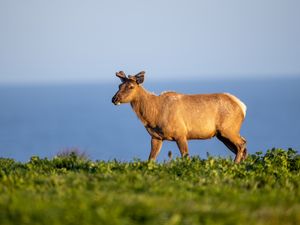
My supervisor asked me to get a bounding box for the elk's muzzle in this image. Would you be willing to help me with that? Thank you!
[112,95,121,105]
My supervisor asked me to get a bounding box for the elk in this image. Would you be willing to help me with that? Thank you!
[112,71,247,163]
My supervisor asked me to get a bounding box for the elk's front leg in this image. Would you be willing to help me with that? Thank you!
[176,138,189,158]
[148,138,163,161]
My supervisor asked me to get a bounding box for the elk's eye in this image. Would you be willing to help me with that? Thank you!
[129,86,134,89]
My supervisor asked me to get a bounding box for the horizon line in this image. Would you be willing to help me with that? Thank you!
[0,73,299,86]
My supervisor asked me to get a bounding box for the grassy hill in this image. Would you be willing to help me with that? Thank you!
[0,148,299,225]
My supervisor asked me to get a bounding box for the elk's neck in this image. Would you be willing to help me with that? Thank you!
[130,87,159,128]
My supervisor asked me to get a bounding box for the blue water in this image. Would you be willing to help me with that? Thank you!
[0,78,299,162]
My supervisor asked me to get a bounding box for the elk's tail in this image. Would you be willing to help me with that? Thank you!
[224,93,247,118]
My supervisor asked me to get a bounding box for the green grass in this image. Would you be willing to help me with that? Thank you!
[0,148,300,225]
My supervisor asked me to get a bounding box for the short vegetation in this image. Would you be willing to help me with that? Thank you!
[0,148,299,225]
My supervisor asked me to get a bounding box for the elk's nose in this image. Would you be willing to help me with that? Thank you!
[112,95,117,104]
[112,95,120,105]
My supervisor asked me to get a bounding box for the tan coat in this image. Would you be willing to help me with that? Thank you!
[112,71,247,163]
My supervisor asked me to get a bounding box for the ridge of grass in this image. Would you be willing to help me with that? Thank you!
[0,148,299,225]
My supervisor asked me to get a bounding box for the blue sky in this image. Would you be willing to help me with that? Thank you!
[0,0,299,84]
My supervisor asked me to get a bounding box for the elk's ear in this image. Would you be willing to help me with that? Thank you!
[135,71,145,85]
[116,71,127,82]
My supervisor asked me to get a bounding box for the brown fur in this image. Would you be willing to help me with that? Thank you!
[112,71,247,163]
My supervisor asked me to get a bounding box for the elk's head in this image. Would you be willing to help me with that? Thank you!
[112,71,145,105]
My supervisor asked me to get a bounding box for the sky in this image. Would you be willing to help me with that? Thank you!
[0,0,299,84]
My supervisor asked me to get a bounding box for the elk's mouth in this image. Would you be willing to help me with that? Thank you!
[112,101,121,106]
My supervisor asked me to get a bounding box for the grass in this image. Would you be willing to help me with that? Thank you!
[0,148,299,225]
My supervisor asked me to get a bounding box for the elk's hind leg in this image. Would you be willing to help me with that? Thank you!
[216,134,237,155]
[217,132,247,163]
[241,136,248,160]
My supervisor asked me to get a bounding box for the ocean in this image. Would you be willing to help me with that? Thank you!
[0,77,299,162]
